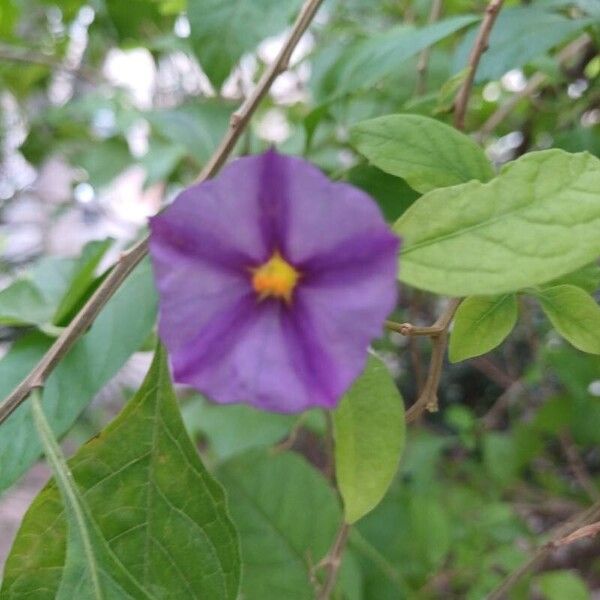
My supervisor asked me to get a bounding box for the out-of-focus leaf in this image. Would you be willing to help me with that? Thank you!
[0,0,18,38]
[350,114,494,193]
[346,164,419,222]
[140,140,187,187]
[334,355,405,524]
[218,449,340,599]
[2,346,241,599]
[449,294,518,362]
[187,0,303,88]
[453,6,592,82]
[182,397,296,461]
[535,285,600,354]
[146,103,233,166]
[319,16,478,100]
[53,239,113,326]
[75,138,132,188]
[0,259,157,493]
[395,150,600,296]
[537,570,590,600]
[104,0,171,41]
[0,279,55,327]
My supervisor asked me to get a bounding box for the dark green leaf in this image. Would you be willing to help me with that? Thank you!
[2,346,241,599]
[218,449,340,599]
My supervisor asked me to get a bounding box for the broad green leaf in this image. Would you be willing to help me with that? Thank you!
[53,239,113,326]
[28,391,153,599]
[453,6,592,82]
[187,0,303,88]
[76,138,132,189]
[0,259,157,492]
[545,263,600,294]
[2,347,240,599]
[395,150,600,296]
[321,16,478,99]
[534,284,600,354]
[537,570,590,600]
[0,279,55,326]
[449,295,518,363]
[218,449,340,600]
[350,114,494,194]
[333,355,405,524]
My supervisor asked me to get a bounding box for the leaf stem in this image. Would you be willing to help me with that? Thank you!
[30,389,103,599]
[316,521,351,600]
[0,0,325,428]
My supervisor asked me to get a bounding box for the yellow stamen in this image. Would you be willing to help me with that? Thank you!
[251,251,299,303]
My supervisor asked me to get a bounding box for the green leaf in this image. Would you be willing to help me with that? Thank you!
[395,150,600,296]
[534,284,600,354]
[350,114,494,194]
[545,263,600,294]
[28,390,153,599]
[182,397,296,461]
[75,138,132,188]
[0,259,157,492]
[2,347,241,599]
[187,0,303,88]
[346,164,419,222]
[453,6,592,82]
[218,449,340,599]
[333,355,406,524]
[146,103,233,166]
[53,239,113,326]
[0,279,55,326]
[449,295,518,363]
[537,570,590,600]
[319,16,478,100]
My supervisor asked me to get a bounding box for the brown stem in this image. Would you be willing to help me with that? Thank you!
[415,0,444,95]
[0,0,325,428]
[559,429,599,502]
[453,0,505,130]
[477,34,592,139]
[387,298,461,423]
[316,522,351,600]
[488,499,600,599]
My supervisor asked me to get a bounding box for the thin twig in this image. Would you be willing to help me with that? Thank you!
[316,522,351,600]
[415,0,444,95]
[387,298,461,423]
[453,0,505,130]
[0,0,325,428]
[559,429,599,502]
[488,499,600,599]
[477,34,592,139]
[0,44,97,83]
[554,521,600,547]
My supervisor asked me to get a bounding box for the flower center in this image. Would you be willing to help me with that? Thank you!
[251,251,299,303]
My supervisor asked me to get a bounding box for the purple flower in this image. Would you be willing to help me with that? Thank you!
[149,150,399,413]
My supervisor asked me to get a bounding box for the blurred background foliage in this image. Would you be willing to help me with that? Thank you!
[0,0,599,597]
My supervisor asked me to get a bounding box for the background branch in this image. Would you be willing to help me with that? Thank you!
[415,0,444,95]
[453,0,504,130]
[0,0,325,427]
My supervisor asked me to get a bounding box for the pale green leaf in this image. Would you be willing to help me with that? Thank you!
[334,355,405,524]
[1,346,240,599]
[187,0,302,88]
[218,449,340,600]
[0,259,157,492]
[534,284,600,354]
[449,295,518,362]
[395,150,600,296]
[350,114,494,193]
[545,263,600,294]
